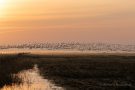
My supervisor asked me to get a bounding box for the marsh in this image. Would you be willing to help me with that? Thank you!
[0,53,135,90]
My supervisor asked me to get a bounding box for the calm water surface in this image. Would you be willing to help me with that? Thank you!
[1,48,134,55]
[0,65,64,90]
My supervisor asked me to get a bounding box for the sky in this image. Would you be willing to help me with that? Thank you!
[0,0,135,44]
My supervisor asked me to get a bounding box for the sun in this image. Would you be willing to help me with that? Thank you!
[0,0,6,7]
[0,0,7,17]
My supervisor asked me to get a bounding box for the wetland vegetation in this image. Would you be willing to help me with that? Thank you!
[0,53,135,90]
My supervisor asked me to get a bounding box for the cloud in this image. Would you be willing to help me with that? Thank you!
[0,30,26,34]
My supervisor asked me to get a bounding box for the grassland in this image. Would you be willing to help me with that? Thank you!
[0,53,135,90]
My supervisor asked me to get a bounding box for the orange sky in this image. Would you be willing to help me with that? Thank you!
[0,0,135,44]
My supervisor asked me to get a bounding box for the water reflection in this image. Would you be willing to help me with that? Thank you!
[1,65,64,90]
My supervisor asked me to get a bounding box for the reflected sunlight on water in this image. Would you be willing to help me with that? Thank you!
[1,48,135,55]
[0,65,64,90]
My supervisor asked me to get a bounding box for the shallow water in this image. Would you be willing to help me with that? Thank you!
[0,65,64,90]
[0,48,135,56]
